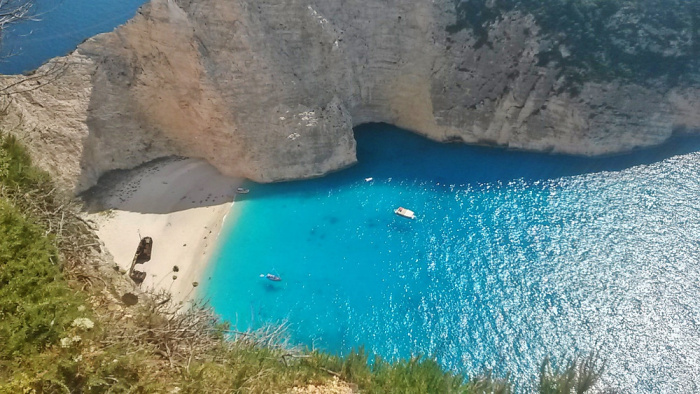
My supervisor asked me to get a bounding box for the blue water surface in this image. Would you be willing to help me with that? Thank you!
[207,124,700,392]
[0,0,146,74]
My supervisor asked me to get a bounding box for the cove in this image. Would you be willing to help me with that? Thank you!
[206,124,700,392]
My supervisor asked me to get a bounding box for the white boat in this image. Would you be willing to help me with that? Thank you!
[394,207,415,219]
[260,273,281,282]
[236,187,249,194]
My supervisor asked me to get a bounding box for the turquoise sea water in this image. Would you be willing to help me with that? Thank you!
[0,0,146,74]
[4,5,700,390]
[207,124,700,392]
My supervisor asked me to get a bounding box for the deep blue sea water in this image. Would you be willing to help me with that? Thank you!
[0,0,146,74]
[207,124,700,392]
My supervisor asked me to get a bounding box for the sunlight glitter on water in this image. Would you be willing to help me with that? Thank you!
[206,124,700,392]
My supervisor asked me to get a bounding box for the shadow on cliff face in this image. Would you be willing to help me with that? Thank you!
[80,157,240,214]
[240,123,700,201]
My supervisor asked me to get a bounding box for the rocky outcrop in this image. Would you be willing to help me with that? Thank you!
[1,0,698,192]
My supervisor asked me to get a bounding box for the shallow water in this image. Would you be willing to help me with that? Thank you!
[0,0,146,74]
[206,124,700,391]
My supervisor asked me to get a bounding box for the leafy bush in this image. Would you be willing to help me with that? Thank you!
[0,200,83,362]
[0,133,50,189]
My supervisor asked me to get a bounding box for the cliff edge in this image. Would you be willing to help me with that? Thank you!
[1,0,698,192]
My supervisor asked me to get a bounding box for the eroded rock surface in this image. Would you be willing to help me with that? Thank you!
[1,0,698,192]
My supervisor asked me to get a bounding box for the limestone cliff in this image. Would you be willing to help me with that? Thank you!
[1,0,698,192]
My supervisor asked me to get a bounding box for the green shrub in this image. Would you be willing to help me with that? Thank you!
[0,133,50,190]
[0,201,83,362]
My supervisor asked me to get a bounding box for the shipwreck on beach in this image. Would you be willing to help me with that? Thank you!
[129,237,153,285]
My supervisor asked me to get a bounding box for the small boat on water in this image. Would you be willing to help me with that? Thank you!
[260,273,281,281]
[236,187,250,194]
[394,207,415,219]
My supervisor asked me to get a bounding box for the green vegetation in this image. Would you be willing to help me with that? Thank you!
[448,0,699,89]
[0,131,604,392]
[0,135,81,362]
[310,349,470,392]
[0,132,50,188]
[539,356,601,394]
[308,348,510,393]
[0,199,83,361]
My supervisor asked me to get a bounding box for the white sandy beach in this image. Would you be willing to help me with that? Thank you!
[85,158,243,305]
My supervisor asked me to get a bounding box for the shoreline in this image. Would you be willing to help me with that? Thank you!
[191,203,240,302]
[84,157,243,305]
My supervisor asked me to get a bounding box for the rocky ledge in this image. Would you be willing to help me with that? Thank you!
[1,0,698,192]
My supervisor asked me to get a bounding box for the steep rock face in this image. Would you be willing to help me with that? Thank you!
[1,0,698,192]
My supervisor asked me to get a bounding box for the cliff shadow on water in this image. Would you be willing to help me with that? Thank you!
[240,123,700,200]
